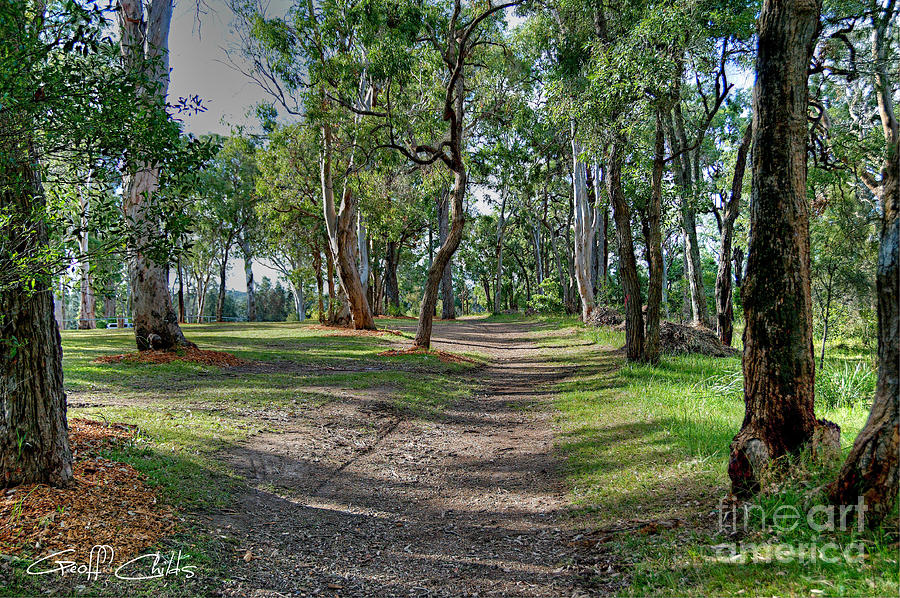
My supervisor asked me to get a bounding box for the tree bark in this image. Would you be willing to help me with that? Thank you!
[384,240,400,311]
[438,191,455,319]
[0,117,73,487]
[320,122,375,330]
[77,180,95,329]
[215,243,230,322]
[241,234,256,322]
[571,132,596,322]
[176,257,185,323]
[608,138,645,362]
[119,0,191,350]
[715,124,752,346]
[828,3,899,526]
[415,167,466,347]
[729,0,824,498]
[645,111,666,364]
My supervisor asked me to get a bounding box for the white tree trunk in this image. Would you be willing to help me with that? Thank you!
[571,131,596,322]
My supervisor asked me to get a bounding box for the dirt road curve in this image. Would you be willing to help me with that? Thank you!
[212,319,608,597]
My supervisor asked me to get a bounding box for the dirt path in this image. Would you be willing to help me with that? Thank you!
[210,320,608,597]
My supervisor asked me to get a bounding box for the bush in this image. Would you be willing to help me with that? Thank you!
[527,279,565,314]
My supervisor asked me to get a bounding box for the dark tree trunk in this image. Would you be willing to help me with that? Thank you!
[384,241,400,311]
[176,256,185,323]
[438,192,455,319]
[733,246,745,288]
[0,126,73,487]
[607,138,645,362]
[645,111,666,364]
[481,275,492,313]
[715,124,752,346]
[216,244,229,323]
[314,247,325,323]
[729,0,825,498]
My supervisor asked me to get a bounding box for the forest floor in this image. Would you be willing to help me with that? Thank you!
[1,317,896,597]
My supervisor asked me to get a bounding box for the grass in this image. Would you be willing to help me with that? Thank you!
[530,315,898,597]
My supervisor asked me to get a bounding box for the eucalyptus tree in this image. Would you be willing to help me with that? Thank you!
[116,0,197,350]
[728,0,826,498]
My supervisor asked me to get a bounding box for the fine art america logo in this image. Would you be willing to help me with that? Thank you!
[26,545,196,580]
[710,496,869,564]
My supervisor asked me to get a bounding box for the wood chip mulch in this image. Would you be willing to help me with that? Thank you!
[94,346,248,366]
[307,324,404,337]
[377,346,478,364]
[0,419,175,565]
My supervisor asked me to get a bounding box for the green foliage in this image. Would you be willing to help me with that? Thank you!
[528,279,565,314]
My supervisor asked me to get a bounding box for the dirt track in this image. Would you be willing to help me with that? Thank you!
[211,319,614,597]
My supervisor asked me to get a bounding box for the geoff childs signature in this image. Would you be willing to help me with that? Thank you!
[26,545,196,580]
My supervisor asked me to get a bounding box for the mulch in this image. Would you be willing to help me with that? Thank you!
[378,346,478,364]
[94,346,248,367]
[307,324,404,337]
[0,419,175,566]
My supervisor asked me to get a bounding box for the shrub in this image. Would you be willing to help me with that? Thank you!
[527,279,565,314]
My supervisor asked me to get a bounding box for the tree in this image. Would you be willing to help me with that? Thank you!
[117,0,193,350]
[729,0,826,497]
[714,123,752,346]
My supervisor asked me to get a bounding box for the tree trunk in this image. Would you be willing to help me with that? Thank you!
[314,248,325,322]
[321,122,375,330]
[176,257,185,323]
[571,132,596,322]
[532,215,543,288]
[729,0,824,498]
[715,124,752,346]
[242,235,256,322]
[216,244,229,322]
[645,111,666,364]
[828,193,897,526]
[55,279,65,330]
[608,138,645,362]
[494,185,507,314]
[828,3,899,526]
[415,167,467,348]
[668,107,710,328]
[77,182,95,330]
[384,241,400,311]
[438,191,455,319]
[0,119,73,487]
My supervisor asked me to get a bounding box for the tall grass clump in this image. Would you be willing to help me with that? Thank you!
[816,361,876,410]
